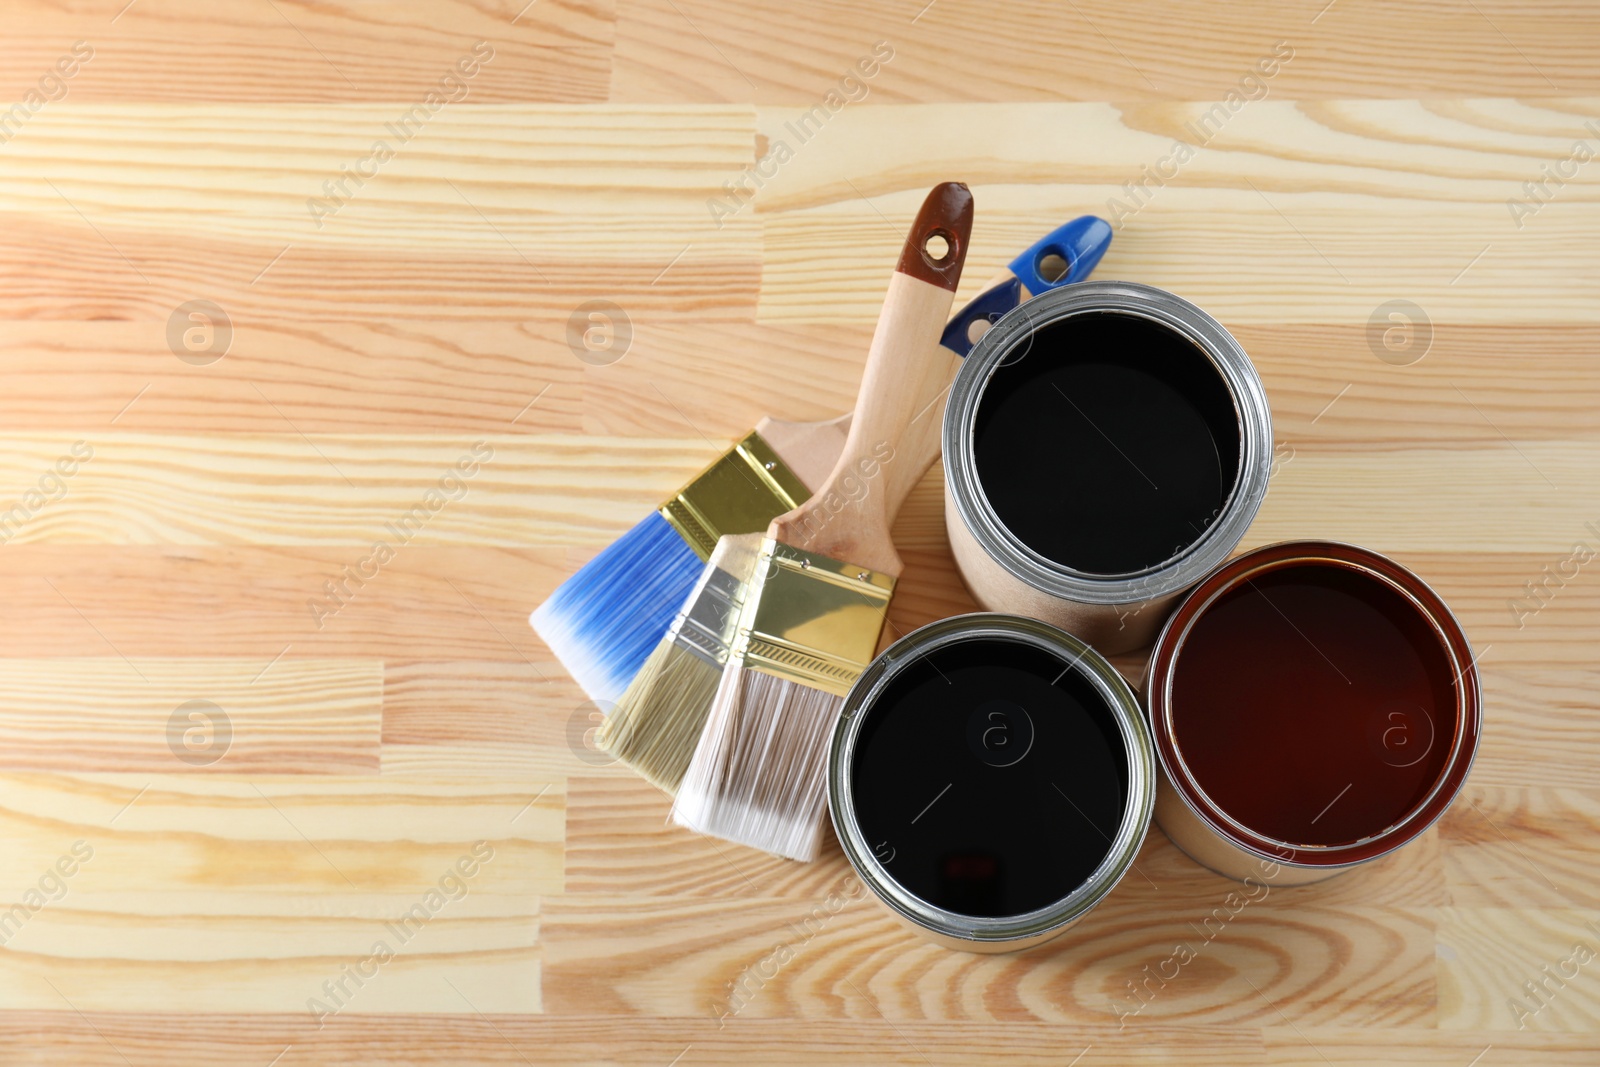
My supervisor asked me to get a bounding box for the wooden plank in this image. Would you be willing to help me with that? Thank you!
[0,433,714,546]
[613,1,1600,102]
[1242,324,1600,448]
[0,106,757,214]
[0,321,583,435]
[1264,1028,1599,1066]
[0,547,569,662]
[1469,674,1600,791]
[0,773,562,901]
[542,891,1435,1026]
[2,1,612,103]
[891,455,1595,574]
[1437,907,1600,1031]
[0,658,381,774]
[750,99,1600,322]
[0,906,540,1014]
[0,1014,1264,1065]
[765,192,1600,324]
[382,664,627,779]
[1439,787,1600,910]
[1243,443,1600,554]
[0,104,761,322]
[0,212,756,323]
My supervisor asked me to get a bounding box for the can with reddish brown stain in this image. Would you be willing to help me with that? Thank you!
[1143,541,1482,884]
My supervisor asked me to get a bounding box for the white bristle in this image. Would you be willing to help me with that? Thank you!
[671,660,841,862]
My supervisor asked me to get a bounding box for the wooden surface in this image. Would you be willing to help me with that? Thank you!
[1,2,1597,1064]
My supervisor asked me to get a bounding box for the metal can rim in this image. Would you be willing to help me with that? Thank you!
[828,613,1155,946]
[1144,539,1483,868]
[942,280,1273,606]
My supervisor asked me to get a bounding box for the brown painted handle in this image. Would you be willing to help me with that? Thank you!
[769,181,973,577]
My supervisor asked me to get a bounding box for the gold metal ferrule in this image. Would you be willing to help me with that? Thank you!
[667,533,765,670]
[734,538,896,698]
[657,432,811,561]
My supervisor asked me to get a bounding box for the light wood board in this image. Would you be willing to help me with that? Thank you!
[0,1,1595,1063]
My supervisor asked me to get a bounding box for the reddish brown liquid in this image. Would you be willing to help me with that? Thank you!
[1169,563,1457,846]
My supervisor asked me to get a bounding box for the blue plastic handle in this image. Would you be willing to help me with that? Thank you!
[939,215,1113,357]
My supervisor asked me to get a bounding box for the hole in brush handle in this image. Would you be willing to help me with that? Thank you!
[922,228,956,268]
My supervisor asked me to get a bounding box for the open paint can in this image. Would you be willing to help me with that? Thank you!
[1143,541,1482,884]
[828,614,1154,953]
[943,281,1272,653]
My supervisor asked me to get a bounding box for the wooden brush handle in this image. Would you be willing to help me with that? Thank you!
[752,413,852,494]
[769,181,973,577]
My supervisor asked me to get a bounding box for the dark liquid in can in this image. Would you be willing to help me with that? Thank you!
[973,311,1240,575]
[1169,562,1457,846]
[849,637,1127,918]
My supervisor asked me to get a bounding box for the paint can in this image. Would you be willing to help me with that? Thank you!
[1143,541,1482,884]
[828,614,1154,952]
[942,281,1272,653]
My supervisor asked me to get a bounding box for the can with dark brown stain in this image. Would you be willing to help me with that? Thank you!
[943,281,1272,653]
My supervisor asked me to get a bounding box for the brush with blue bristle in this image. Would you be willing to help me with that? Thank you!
[598,215,1114,796]
[531,415,850,705]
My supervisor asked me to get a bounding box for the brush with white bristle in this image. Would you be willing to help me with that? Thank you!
[671,181,976,861]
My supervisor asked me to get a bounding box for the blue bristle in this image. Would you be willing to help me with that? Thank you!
[530,511,705,704]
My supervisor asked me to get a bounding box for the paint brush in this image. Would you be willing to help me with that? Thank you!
[671,181,976,861]
[530,412,851,705]
[595,530,765,793]
[599,215,1114,795]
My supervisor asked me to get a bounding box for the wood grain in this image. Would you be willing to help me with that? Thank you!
[612,1,1600,103]
[541,891,1436,1026]
[1437,906,1600,1032]
[0,321,584,435]
[0,0,1594,1062]
[0,657,382,773]
[3,0,613,103]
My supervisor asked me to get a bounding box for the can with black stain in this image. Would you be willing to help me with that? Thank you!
[828,614,1153,952]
